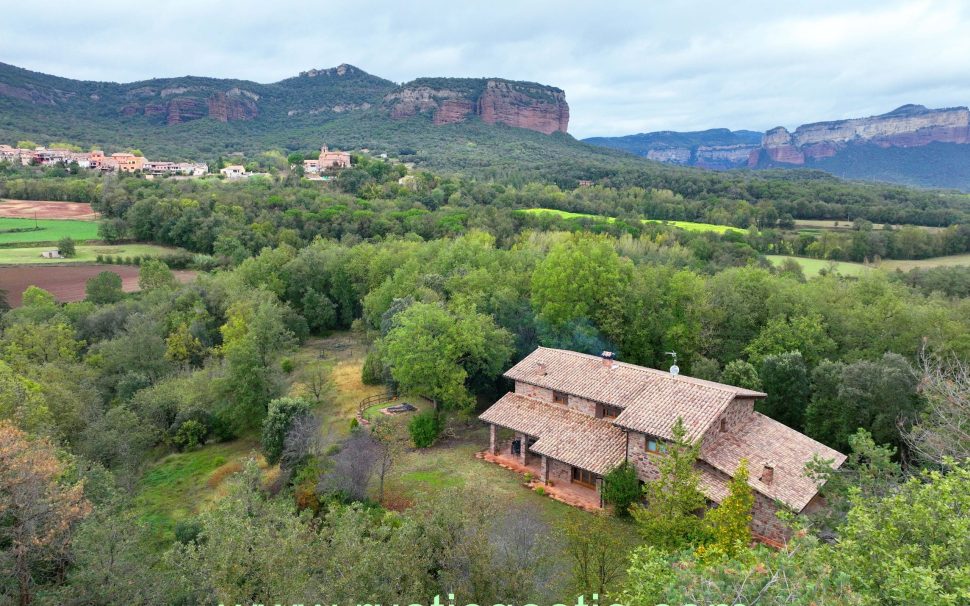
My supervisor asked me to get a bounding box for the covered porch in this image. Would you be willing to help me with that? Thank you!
[480,435,604,511]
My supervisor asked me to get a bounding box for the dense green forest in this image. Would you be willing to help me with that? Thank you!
[1,157,969,605]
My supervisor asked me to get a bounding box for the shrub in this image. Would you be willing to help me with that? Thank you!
[408,411,442,448]
[280,357,295,373]
[173,519,203,544]
[361,349,384,385]
[95,254,104,263]
[602,460,642,517]
[172,419,206,451]
[349,417,360,431]
[57,236,76,258]
[535,486,546,496]
[261,397,312,465]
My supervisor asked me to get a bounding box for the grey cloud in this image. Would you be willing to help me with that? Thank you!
[3,0,970,137]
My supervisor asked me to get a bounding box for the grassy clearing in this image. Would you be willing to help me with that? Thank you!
[518,207,743,234]
[0,243,184,264]
[793,219,943,233]
[768,253,970,276]
[877,254,970,271]
[132,439,263,547]
[131,330,638,555]
[766,255,871,277]
[0,217,99,244]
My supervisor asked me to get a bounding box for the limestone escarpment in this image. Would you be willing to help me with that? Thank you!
[751,105,970,166]
[583,129,763,169]
[383,78,569,135]
[118,89,260,124]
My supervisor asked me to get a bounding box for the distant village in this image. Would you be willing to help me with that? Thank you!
[0,143,354,180]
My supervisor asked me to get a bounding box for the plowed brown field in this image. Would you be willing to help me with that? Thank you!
[0,199,99,220]
[0,265,195,306]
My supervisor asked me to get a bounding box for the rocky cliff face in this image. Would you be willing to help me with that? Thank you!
[751,105,970,166]
[584,129,762,169]
[118,88,260,125]
[383,78,569,135]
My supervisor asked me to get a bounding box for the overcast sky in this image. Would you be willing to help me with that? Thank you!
[3,0,970,138]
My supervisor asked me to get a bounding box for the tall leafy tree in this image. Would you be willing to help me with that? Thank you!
[531,234,630,329]
[85,271,124,304]
[0,422,91,606]
[698,458,753,561]
[631,418,707,551]
[381,302,512,410]
[759,351,811,429]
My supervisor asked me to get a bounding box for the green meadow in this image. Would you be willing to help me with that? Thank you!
[0,243,183,264]
[518,207,744,234]
[0,217,99,244]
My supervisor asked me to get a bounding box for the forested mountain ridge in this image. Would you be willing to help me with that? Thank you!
[0,61,574,163]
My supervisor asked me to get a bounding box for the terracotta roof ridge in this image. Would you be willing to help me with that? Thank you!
[535,347,765,397]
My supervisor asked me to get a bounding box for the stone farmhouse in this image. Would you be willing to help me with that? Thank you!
[304,145,351,174]
[479,347,846,543]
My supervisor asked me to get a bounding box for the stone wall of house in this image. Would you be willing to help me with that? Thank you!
[567,395,598,417]
[514,382,553,403]
[512,382,599,417]
[751,491,791,542]
[627,431,663,482]
[547,458,572,484]
[700,397,755,457]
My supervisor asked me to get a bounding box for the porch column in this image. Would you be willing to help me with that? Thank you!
[515,432,527,465]
[595,476,604,508]
[540,455,549,483]
[488,424,497,455]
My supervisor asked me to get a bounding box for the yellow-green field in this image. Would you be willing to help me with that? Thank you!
[877,253,970,271]
[519,207,744,234]
[766,255,870,277]
[768,253,970,276]
[0,243,184,264]
[793,219,943,233]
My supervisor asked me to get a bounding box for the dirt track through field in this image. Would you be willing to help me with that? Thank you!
[0,199,99,220]
[0,265,195,306]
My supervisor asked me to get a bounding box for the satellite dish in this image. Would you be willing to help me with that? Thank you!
[670,364,680,376]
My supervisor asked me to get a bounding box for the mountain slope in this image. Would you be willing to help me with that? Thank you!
[0,62,579,170]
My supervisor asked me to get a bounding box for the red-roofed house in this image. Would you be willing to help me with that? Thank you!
[479,347,846,543]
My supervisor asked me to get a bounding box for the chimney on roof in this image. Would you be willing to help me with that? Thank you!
[760,462,775,485]
[536,362,547,376]
[601,351,615,368]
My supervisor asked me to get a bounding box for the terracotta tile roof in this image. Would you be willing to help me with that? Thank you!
[479,393,627,475]
[701,412,847,511]
[505,347,765,441]
[697,464,731,503]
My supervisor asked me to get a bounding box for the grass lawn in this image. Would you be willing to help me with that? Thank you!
[766,254,871,277]
[0,243,184,264]
[518,207,744,234]
[132,439,266,548]
[877,253,970,271]
[0,217,99,244]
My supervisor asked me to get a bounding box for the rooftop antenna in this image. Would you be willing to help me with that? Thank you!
[665,351,679,376]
